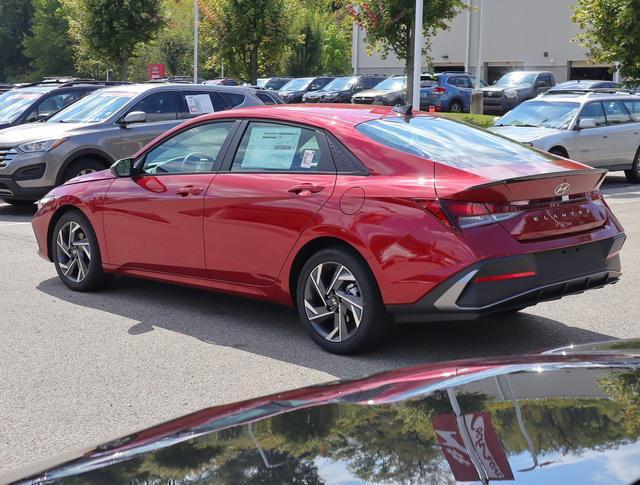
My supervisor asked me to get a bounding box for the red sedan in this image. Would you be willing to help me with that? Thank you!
[31,105,625,354]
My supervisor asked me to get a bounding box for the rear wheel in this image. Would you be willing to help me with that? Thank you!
[52,211,108,292]
[625,147,640,183]
[449,100,463,113]
[61,158,106,183]
[549,146,569,158]
[296,247,390,354]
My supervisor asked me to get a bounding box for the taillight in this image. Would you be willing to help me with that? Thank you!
[433,87,446,95]
[415,199,519,231]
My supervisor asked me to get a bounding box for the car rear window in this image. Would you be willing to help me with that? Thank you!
[356,116,553,168]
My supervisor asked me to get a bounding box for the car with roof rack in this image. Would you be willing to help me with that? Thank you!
[549,79,619,93]
[0,83,265,205]
[420,71,488,112]
[0,79,128,132]
[481,71,556,114]
[302,74,387,103]
[490,90,640,182]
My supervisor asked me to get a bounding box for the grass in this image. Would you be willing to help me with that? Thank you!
[437,112,497,129]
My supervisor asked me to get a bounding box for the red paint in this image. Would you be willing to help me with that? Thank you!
[31,105,625,311]
[148,63,165,80]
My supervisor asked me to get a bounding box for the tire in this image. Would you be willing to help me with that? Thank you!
[1,199,35,206]
[52,210,108,292]
[449,100,463,113]
[625,147,640,183]
[296,247,390,354]
[61,158,106,183]
[549,146,569,158]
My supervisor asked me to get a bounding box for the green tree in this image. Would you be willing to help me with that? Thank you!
[286,12,324,76]
[23,0,76,80]
[349,0,466,103]
[573,0,640,83]
[0,0,33,82]
[202,0,293,83]
[71,0,165,81]
[321,21,352,75]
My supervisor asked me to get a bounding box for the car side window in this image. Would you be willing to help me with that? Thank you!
[128,91,178,122]
[180,91,227,118]
[603,100,632,125]
[459,77,474,88]
[220,92,245,108]
[141,121,234,174]
[27,91,83,121]
[256,92,277,105]
[579,102,607,127]
[622,100,640,121]
[231,122,334,173]
[537,75,553,87]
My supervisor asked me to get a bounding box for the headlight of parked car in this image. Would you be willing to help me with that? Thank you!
[504,90,518,99]
[19,138,67,153]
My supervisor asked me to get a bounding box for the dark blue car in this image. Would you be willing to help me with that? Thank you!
[420,72,487,113]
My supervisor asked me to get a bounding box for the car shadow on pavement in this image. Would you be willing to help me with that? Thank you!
[0,203,36,223]
[37,275,616,380]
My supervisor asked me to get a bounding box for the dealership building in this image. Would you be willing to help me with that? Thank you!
[352,0,616,84]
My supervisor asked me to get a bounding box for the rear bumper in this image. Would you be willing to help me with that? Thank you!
[387,235,625,323]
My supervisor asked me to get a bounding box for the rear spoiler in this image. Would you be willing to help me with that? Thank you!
[443,169,608,203]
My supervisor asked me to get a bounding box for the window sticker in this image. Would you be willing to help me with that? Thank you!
[301,149,316,168]
[241,126,301,170]
[185,94,215,114]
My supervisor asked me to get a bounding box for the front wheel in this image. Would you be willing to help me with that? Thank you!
[625,147,640,183]
[61,158,106,183]
[52,211,108,292]
[449,100,463,113]
[296,247,390,354]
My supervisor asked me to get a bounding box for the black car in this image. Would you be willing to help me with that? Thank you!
[0,83,13,94]
[352,74,408,106]
[277,76,335,103]
[302,74,386,103]
[6,339,640,484]
[257,77,293,91]
[0,79,128,131]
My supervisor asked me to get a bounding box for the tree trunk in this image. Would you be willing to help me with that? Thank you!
[406,24,415,106]
[250,45,259,86]
[119,57,129,82]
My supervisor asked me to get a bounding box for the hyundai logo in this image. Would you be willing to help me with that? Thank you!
[554,182,571,196]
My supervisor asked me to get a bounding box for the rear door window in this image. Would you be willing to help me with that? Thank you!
[220,92,245,108]
[579,102,607,127]
[231,122,334,172]
[603,100,632,125]
[622,100,640,121]
[256,92,277,105]
[179,91,227,118]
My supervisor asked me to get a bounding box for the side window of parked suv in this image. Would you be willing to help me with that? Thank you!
[622,100,640,121]
[128,91,179,122]
[231,122,334,173]
[180,91,227,118]
[603,100,632,125]
[25,91,84,121]
[580,102,607,127]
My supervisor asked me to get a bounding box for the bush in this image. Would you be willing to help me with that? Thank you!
[438,112,496,129]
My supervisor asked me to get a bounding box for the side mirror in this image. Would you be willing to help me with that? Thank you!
[578,118,596,129]
[110,158,134,177]
[120,111,146,125]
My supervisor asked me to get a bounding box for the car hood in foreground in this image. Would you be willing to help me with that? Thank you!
[6,339,640,484]
[489,125,564,143]
[0,122,94,145]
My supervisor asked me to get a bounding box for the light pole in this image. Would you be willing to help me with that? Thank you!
[475,0,484,88]
[412,0,424,108]
[194,0,199,84]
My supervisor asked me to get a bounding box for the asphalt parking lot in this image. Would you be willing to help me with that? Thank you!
[0,174,639,476]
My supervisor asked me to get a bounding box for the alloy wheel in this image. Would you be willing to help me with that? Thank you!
[303,262,364,342]
[56,221,91,283]
[77,168,97,177]
[451,102,462,113]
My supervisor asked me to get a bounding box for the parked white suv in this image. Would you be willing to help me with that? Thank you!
[490,91,640,182]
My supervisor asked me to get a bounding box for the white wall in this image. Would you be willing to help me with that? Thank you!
[353,0,612,82]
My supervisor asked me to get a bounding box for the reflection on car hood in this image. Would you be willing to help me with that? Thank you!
[355,88,403,98]
[6,339,640,484]
[64,168,115,186]
[489,125,564,142]
[0,122,93,145]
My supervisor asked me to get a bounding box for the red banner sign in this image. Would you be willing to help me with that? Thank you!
[148,63,165,80]
[433,412,513,481]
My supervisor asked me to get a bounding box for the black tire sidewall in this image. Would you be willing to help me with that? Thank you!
[296,247,389,354]
[450,101,463,112]
[626,148,640,183]
[62,159,106,183]
[52,211,105,292]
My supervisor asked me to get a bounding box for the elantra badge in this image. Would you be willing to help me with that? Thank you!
[554,182,571,196]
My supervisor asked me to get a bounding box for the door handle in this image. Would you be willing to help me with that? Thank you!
[288,184,325,195]
[177,185,203,196]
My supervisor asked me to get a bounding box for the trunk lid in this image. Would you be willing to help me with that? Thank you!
[435,163,609,241]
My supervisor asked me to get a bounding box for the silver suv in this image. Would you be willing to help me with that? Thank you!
[0,83,264,204]
[490,91,640,182]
